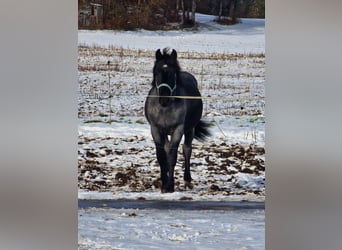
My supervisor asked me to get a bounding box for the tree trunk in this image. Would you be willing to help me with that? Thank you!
[191,0,196,23]
[176,0,179,22]
[181,0,185,24]
[229,0,235,19]
[218,0,223,21]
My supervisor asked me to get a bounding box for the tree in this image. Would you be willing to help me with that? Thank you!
[218,0,223,21]
[191,0,197,24]
[228,0,235,18]
[179,0,198,26]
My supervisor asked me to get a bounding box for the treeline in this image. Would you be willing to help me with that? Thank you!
[78,0,264,30]
[198,0,265,19]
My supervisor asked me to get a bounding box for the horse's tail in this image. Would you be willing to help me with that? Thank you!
[194,120,211,141]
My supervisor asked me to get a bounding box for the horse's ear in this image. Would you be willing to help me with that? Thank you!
[155,49,163,61]
[170,49,177,60]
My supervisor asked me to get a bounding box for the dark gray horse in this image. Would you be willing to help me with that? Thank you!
[145,47,210,193]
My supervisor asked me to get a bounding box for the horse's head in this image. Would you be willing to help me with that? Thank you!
[153,48,180,107]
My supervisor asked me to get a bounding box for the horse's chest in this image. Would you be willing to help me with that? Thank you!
[149,106,183,130]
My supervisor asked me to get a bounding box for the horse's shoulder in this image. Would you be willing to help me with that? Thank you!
[179,71,198,90]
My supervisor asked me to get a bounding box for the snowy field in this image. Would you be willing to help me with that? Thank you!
[79,201,264,250]
[78,14,265,249]
[78,14,265,54]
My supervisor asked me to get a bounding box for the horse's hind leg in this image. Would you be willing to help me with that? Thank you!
[183,129,194,189]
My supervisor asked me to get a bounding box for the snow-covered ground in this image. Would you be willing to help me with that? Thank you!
[78,14,265,249]
[78,14,265,54]
[79,203,264,250]
[78,116,265,202]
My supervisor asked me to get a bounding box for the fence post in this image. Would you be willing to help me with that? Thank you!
[107,60,112,123]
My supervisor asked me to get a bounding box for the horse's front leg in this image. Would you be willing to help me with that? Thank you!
[164,125,184,193]
[150,126,168,190]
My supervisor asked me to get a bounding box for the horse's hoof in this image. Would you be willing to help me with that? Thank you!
[161,186,174,193]
[184,181,194,190]
[161,189,174,193]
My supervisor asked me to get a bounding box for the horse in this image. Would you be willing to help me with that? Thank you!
[144,47,210,193]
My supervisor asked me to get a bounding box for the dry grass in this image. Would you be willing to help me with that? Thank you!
[78,46,265,119]
[78,45,265,62]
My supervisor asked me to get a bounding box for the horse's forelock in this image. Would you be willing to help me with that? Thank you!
[153,48,181,81]
[163,47,173,56]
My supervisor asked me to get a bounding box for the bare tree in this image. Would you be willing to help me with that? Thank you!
[180,0,185,24]
[180,0,198,26]
[228,0,235,18]
[218,0,223,21]
[191,0,197,23]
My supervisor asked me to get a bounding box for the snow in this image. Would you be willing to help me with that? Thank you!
[79,206,264,250]
[78,115,264,148]
[78,14,265,249]
[78,14,265,54]
[78,116,265,202]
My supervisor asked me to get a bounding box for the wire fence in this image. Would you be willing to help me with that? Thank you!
[78,47,265,126]
[78,80,264,121]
